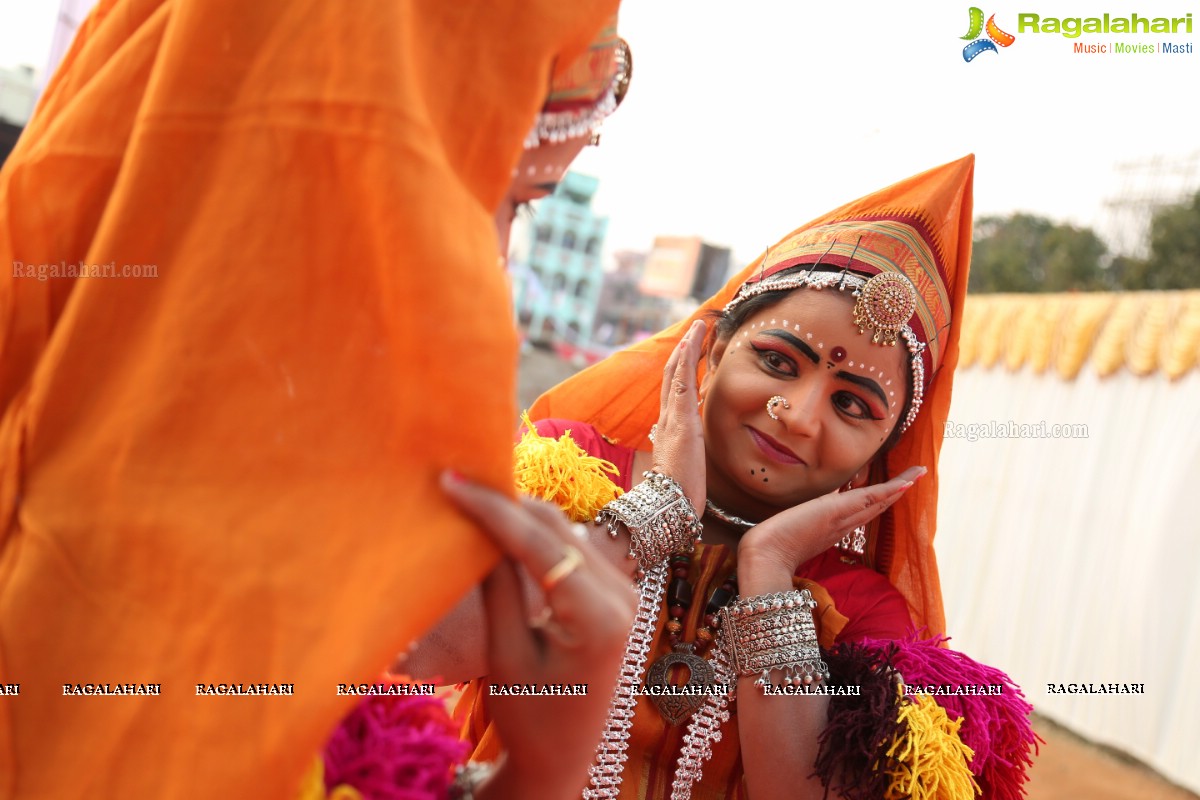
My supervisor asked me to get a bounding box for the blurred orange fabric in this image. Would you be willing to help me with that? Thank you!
[0,0,615,797]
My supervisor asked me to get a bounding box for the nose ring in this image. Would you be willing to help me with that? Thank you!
[767,395,790,421]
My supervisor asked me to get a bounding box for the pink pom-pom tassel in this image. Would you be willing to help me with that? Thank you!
[323,689,468,800]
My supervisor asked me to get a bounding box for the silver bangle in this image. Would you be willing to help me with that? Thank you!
[719,590,831,690]
[449,761,496,800]
[595,471,702,571]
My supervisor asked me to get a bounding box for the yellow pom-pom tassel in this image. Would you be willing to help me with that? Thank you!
[885,689,979,800]
[512,413,623,522]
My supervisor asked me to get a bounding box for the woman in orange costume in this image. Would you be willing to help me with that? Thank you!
[441,156,1036,799]
[0,1,621,798]
[306,22,641,800]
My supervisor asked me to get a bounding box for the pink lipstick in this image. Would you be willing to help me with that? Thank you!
[747,427,806,466]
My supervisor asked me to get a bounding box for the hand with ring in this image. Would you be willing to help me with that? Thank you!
[439,471,638,799]
[651,318,708,514]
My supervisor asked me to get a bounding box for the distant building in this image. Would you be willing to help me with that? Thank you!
[514,172,608,346]
[0,65,37,126]
[0,120,22,168]
[590,236,733,348]
[0,65,38,166]
[592,250,654,347]
[639,236,732,302]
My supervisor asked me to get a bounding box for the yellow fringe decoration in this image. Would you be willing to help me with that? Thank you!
[885,690,979,800]
[1129,294,1168,376]
[960,291,1200,381]
[1055,295,1112,380]
[1091,295,1140,378]
[1004,301,1039,373]
[1164,293,1200,379]
[512,412,623,521]
[1027,295,1064,376]
[978,298,1022,370]
[957,296,986,369]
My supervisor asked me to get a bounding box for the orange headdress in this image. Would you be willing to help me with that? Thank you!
[530,156,976,635]
[525,16,631,147]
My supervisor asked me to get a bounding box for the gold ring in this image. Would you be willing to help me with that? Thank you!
[541,545,584,592]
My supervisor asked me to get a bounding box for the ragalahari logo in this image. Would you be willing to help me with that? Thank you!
[961,7,1016,61]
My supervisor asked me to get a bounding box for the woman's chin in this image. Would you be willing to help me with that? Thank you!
[706,452,825,513]
[734,476,833,513]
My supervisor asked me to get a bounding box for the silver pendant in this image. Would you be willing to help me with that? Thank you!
[644,643,714,725]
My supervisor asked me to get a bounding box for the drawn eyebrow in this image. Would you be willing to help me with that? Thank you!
[761,329,818,365]
[835,370,887,408]
[761,329,887,409]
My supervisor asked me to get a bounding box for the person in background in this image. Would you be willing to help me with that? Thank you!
[496,25,630,259]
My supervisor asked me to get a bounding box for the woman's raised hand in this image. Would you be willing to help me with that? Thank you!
[652,318,708,515]
[440,472,637,799]
[736,466,927,591]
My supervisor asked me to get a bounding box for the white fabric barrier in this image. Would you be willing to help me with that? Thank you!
[935,366,1200,793]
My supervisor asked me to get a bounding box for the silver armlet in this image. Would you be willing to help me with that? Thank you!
[595,471,702,571]
[719,589,831,690]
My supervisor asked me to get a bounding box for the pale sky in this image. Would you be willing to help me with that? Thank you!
[3,0,1198,262]
[0,1,58,70]
[572,0,1200,263]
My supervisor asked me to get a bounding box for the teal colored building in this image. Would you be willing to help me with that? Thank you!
[514,172,608,345]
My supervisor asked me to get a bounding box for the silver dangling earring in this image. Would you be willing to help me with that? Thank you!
[766,395,790,421]
[838,526,867,556]
[838,480,867,556]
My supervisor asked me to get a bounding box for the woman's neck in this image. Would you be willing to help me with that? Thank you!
[698,518,743,550]
[703,453,794,528]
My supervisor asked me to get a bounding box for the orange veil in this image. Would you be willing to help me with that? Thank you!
[0,0,616,798]
[531,155,976,637]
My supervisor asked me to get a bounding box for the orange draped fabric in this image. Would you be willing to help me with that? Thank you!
[0,0,616,797]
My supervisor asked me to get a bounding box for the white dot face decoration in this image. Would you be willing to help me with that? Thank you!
[723,266,927,433]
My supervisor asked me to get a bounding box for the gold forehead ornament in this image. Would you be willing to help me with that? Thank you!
[852,272,919,347]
